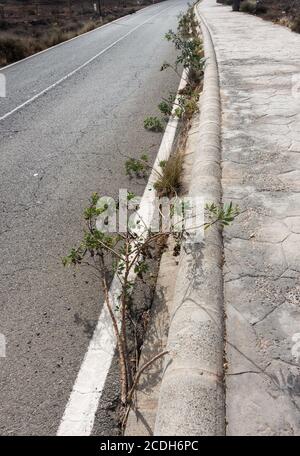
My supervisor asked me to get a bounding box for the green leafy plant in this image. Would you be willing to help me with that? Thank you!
[175,90,199,119]
[165,29,205,82]
[158,86,199,121]
[158,93,176,117]
[125,150,183,198]
[158,100,172,117]
[204,202,240,229]
[63,190,239,431]
[125,154,149,178]
[159,5,205,88]
[177,8,198,38]
[143,116,164,132]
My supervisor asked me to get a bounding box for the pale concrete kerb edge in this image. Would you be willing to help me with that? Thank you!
[154,3,225,436]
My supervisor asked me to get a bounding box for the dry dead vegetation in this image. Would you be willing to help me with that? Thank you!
[218,0,300,33]
[0,20,100,65]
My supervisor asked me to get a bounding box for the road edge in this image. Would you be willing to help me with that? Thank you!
[0,2,162,72]
[57,68,187,437]
[154,2,226,435]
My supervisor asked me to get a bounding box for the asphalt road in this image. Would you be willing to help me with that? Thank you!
[0,0,188,435]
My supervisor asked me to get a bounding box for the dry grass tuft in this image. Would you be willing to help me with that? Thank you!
[154,152,184,197]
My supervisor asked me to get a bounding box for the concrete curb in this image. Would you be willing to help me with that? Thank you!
[154,3,225,436]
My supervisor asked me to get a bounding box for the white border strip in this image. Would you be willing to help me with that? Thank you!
[57,69,187,436]
[0,4,172,122]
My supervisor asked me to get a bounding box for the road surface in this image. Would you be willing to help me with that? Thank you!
[0,0,188,435]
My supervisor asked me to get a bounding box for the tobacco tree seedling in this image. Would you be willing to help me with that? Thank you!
[158,93,176,117]
[204,202,240,230]
[63,191,239,431]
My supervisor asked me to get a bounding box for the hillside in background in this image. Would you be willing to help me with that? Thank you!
[217,0,300,32]
[258,0,300,27]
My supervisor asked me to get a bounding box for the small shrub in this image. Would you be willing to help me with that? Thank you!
[276,17,292,28]
[144,116,164,132]
[181,93,199,119]
[240,0,257,14]
[205,202,240,229]
[162,89,199,121]
[291,17,300,33]
[158,100,172,117]
[158,93,176,117]
[80,20,98,34]
[0,19,103,66]
[125,154,149,178]
[177,9,197,38]
[63,191,239,430]
[0,37,28,65]
[256,3,267,14]
[0,20,11,31]
[165,29,205,84]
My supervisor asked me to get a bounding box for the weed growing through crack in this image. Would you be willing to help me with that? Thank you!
[144,6,204,132]
[63,191,239,431]
[143,116,164,132]
[158,93,176,117]
[125,154,149,179]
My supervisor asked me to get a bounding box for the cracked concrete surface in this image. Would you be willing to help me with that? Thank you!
[199,0,300,435]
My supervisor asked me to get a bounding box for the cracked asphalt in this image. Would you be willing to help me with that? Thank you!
[0,0,188,435]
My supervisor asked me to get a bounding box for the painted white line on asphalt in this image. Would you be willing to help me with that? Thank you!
[57,69,187,436]
[0,17,125,73]
[0,4,173,122]
[0,2,162,72]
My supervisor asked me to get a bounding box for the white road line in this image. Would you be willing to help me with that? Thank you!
[0,4,173,122]
[0,17,125,73]
[0,2,161,72]
[57,69,187,436]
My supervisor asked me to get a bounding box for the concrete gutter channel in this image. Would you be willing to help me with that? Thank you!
[126,3,226,436]
[154,4,225,436]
